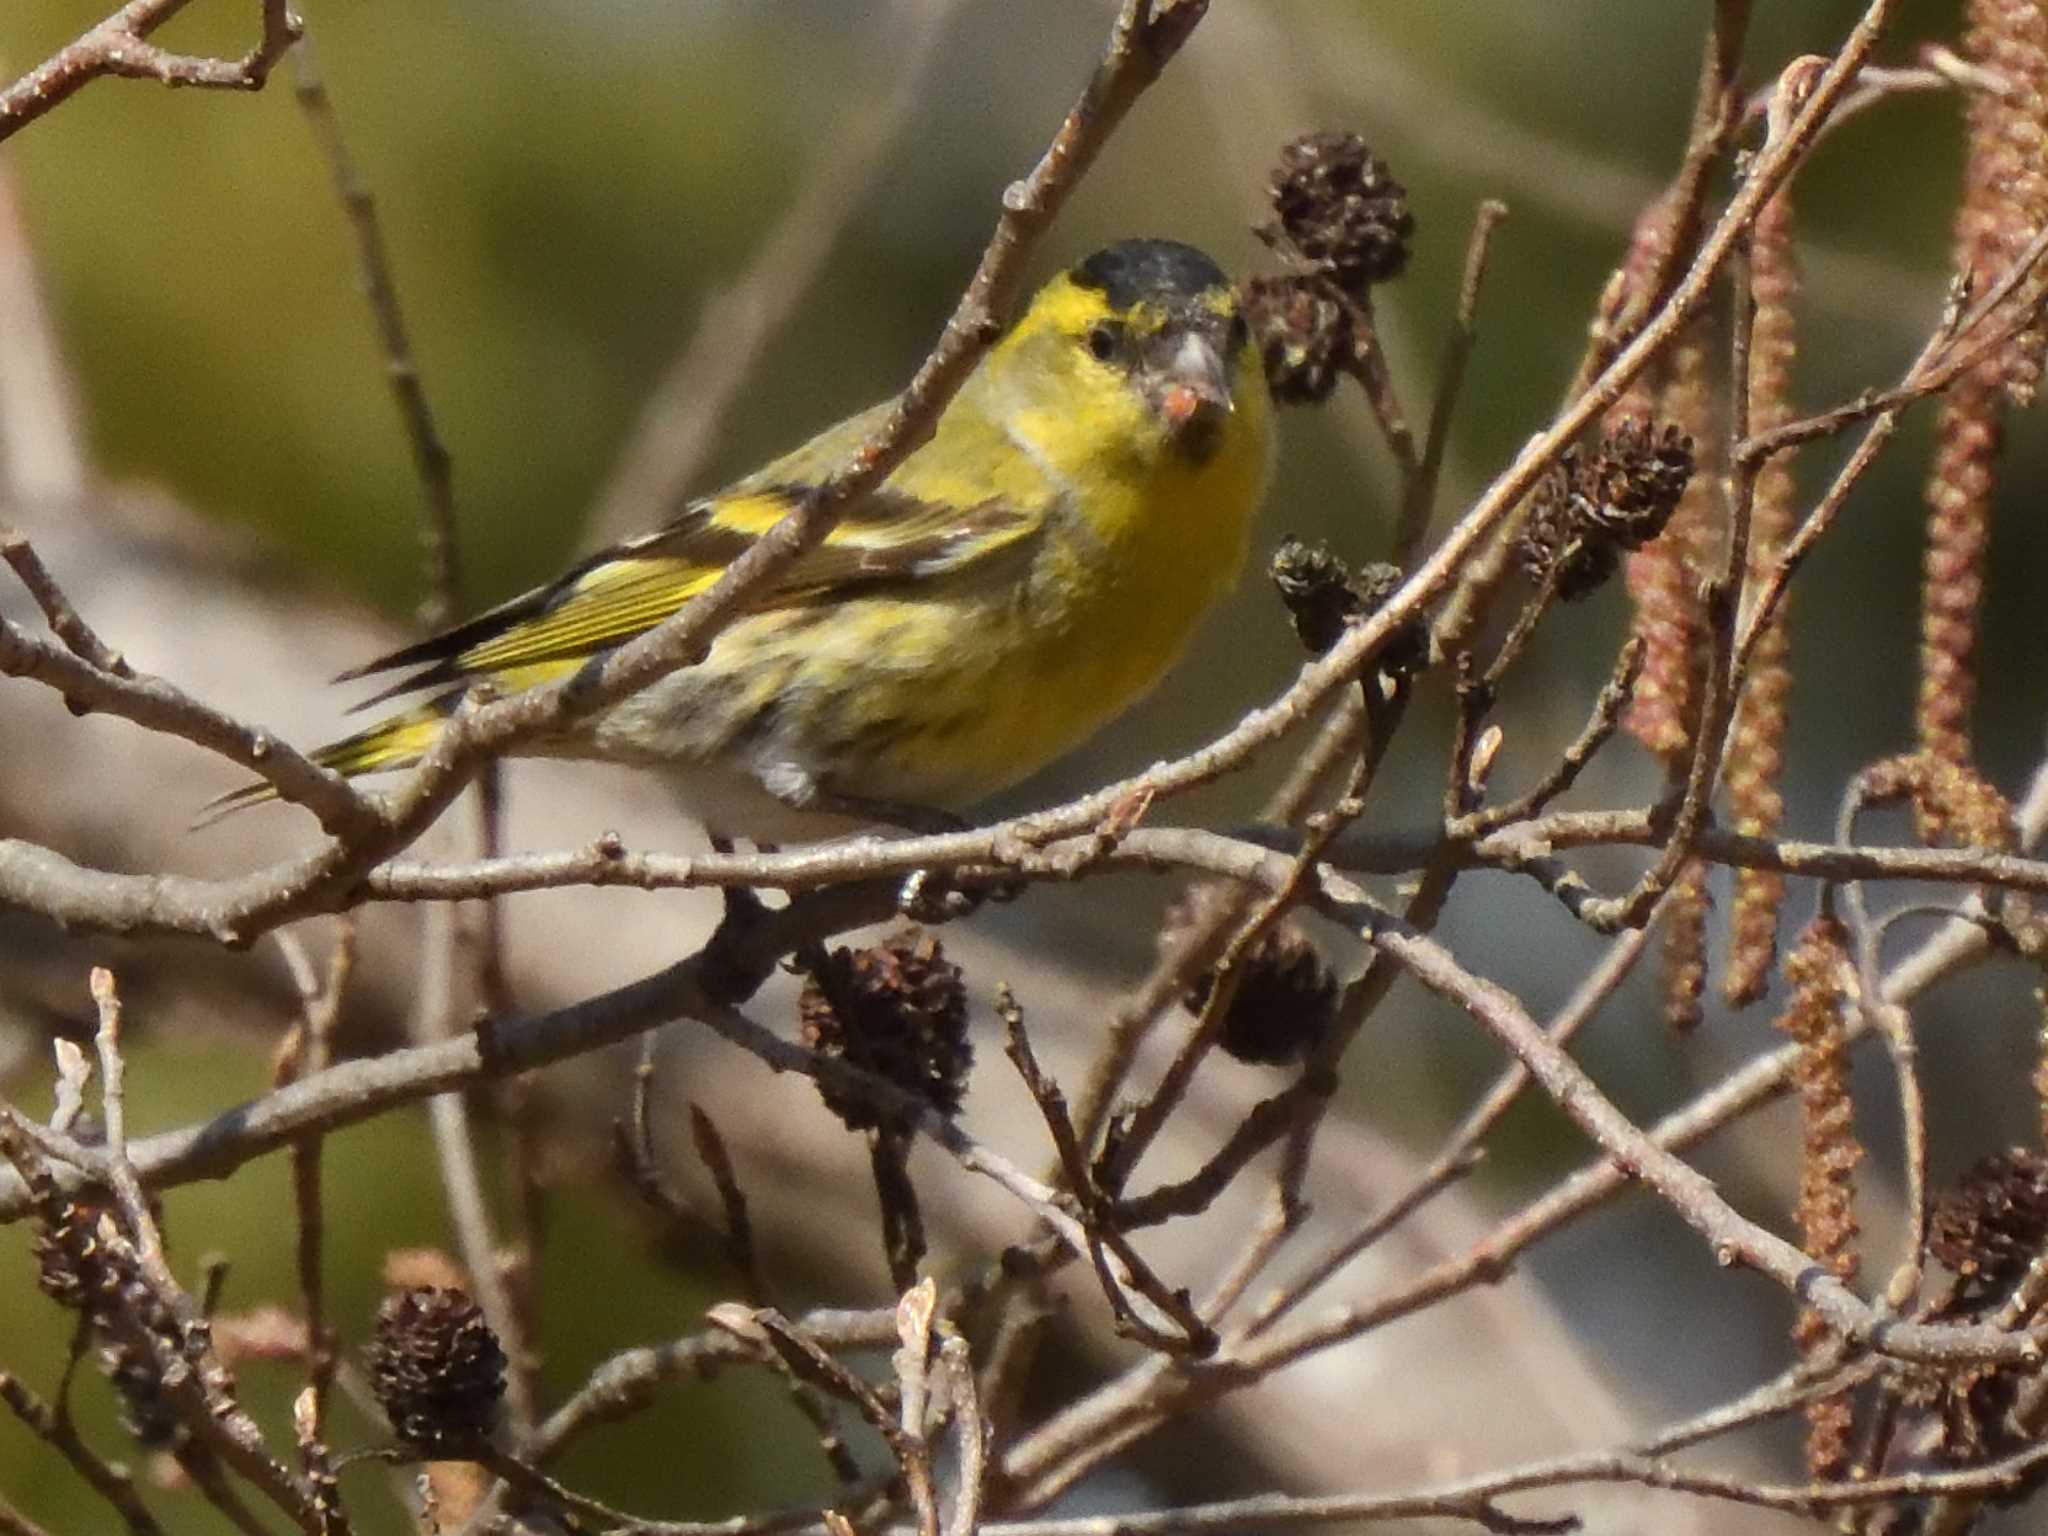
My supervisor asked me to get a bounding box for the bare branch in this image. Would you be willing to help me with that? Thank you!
[0,0,303,144]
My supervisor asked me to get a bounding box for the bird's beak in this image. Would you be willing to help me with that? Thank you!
[1160,332,1233,432]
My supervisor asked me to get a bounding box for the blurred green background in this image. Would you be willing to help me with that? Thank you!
[7,0,2046,1529]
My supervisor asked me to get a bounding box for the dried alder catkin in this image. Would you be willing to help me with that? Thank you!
[367,1287,506,1449]
[1917,0,2048,784]
[1929,1148,2048,1299]
[1723,191,1800,1007]
[1184,921,1340,1066]
[1775,916,1862,1478]
[1257,132,1414,292]
[1242,132,1414,407]
[1623,328,1716,764]
[1660,862,1711,1034]
[1622,328,1718,1025]
[1515,420,1695,603]
[1891,1149,2048,1487]
[798,931,972,1133]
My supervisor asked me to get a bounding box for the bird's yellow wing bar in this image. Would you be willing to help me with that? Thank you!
[339,486,1036,708]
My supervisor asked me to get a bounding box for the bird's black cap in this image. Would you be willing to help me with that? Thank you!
[1070,239,1229,310]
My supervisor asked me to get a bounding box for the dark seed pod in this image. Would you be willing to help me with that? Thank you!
[1242,274,1354,405]
[100,1327,187,1451]
[1260,131,1414,291]
[1516,462,1618,602]
[1354,560,1430,677]
[367,1286,507,1449]
[1270,537,1366,654]
[93,1261,190,1452]
[1268,538,1427,672]
[1929,1148,2048,1299]
[798,931,972,1133]
[32,1199,116,1311]
[1517,421,1695,601]
[1581,419,1696,548]
[1187,922,1341,1066]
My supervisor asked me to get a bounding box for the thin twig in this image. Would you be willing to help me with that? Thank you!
[0,595,378,844]
[942,1332,986,1536]
[528,1307,897,1466]
[276,919,356,1419]
[291,36,459,626]
[1242,919,1657,1338]
[409,902,539,1438]
[1570,0,1750,395]
[1834,773,1929,1311]
[998,990,1216,1355]
[1393,199,1508,568]
[0,1370,163,1534]
[970,1436,2048,1534]
[717,1307,907,1467]
[688,1102,773,1305]
[1,531,129,675]
[894,1278,941,1536]
[83,969,327,1533]
[0,0,303,145]
[1458,637,1645,838]
[0,1496,53,1536]
[1335,289,1420,487]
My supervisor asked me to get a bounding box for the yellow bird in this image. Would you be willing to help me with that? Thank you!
[237,239,1272,839]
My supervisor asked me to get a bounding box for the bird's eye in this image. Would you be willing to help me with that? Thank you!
[1086,322,1121,362]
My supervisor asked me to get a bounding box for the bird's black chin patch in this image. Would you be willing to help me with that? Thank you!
[1168,408,1226,464]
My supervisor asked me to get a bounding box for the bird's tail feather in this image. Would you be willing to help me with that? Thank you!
[191,701,451,827]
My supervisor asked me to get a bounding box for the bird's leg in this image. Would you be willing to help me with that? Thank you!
[879,814,1024,924]
[702,895,775,1005]
[823,798,986,922]
[895,867,984,924]
[762,769,1014,921]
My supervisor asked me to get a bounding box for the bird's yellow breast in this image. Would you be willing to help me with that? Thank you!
[789,351,1274,806]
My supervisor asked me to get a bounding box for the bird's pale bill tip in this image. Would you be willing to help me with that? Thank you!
[1165,334,1233,426]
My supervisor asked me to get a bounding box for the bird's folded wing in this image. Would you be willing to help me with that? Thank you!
[338,485,1038,709]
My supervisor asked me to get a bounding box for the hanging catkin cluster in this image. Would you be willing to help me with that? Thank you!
[1917,0,2048,783]
[1722,190,1801,1007]
[1620,328,1718,1030]
[1622,329,1716,763]
[1775,915,1862,1478]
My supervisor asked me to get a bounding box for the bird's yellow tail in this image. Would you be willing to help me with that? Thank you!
[193,700,452,826]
